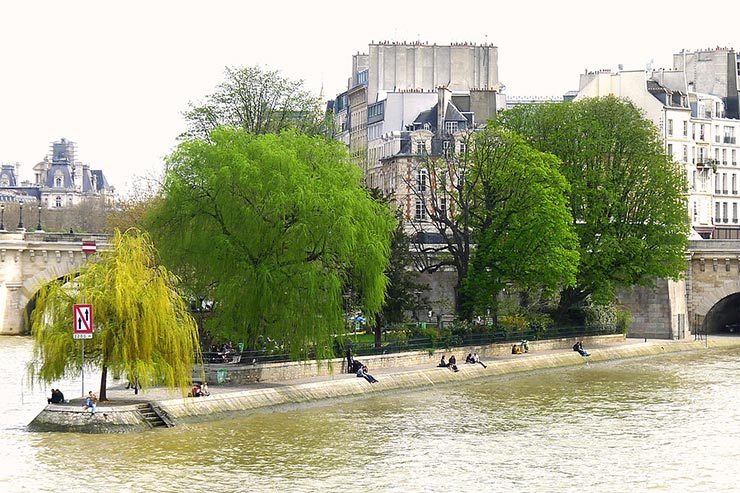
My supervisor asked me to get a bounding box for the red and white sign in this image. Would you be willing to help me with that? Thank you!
[82,241,97,253]
[73,304,93,339]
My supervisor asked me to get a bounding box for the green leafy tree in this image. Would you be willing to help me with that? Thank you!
[501,97,688,322]
[409,127,578,321]
[145,128,396,358]
[28,228,200,401]
[183,66,327,139]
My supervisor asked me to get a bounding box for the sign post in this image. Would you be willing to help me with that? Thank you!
[74,304,93,397]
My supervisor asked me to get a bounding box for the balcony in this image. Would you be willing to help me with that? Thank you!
[724,136,737,144]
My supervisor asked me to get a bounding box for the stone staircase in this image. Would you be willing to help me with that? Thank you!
[137,403,174,429]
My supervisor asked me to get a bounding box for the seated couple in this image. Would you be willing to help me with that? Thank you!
[438,355,459,372]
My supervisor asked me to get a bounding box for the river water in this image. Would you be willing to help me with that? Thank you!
[3,335,740,493]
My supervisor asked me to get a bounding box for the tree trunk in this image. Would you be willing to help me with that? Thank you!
[99,365,108,402]
[373,313,384,348]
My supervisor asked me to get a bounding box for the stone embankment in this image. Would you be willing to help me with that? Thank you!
[28,335,740,433]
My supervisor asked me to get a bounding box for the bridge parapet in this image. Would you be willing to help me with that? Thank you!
[0,231,112,335]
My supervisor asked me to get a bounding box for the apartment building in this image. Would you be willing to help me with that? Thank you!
[331,41,505,232]
[576,47,740,239]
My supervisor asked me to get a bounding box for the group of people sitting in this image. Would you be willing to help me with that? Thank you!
[511,340,530,354]
[47,388,65,404]
[465,352,487,368]
[438,354,459,372]
[191,382,210,397]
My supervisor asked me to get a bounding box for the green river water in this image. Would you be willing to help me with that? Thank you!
[3,336,740,492]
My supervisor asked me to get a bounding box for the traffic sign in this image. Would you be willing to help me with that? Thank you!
[82,241,97,253]
[73,304,93,337]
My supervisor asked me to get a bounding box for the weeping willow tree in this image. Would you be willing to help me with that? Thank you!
[145,128,396,359]
[28,228,201,401]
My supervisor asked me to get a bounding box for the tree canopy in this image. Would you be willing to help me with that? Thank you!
[182,66,327,139]
[501,97,688,320]
[28,228,200,400]
[145,128,396,358]
[409,127,579,321]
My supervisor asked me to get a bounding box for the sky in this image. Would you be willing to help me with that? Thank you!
[0,0,737,196]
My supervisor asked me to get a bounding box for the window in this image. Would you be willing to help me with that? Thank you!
[734,203,738,223]
[733,174,737,195]
[667,119,673,136]
[439,197,447,218]
[417,168,427,192]
[723,202,728,222]
[733,149,737,166]
[723,149,728,165]
[715,202,721,222]
[444,121,458,134]
[54,196,62,208]
[667,144,673,157]
[459,141,467,154]
[683,145,688,163]
[723,173,728,194]
[415,199,426,221]
[715,125,720,143]
[442,140,451,156]
[693,202,698,222]
[415,141,425,154]
[683,121,688,137]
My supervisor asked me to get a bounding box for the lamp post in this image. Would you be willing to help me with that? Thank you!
[36,204,43,231]
[17,199,24,230]
[0,203,5,232]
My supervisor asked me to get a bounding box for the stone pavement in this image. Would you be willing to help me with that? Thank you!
[61,336,654,407]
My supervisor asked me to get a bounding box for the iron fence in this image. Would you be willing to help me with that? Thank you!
[201,324,621,366]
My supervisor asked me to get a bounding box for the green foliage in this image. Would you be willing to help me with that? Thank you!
[182,66,328,139]
[146,128,396,359]
[449,127,579,319]
[501,97,688,320]
[28,229,200,398]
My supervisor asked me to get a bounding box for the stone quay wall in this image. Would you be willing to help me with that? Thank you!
[206,334,626,385]
[28,336,740,434]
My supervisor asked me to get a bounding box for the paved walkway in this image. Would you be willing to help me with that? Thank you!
[54,337,663,407]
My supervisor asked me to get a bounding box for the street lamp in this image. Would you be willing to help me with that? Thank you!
[0,203,5,231]
[36,204,43,231]
[17,199,24,230]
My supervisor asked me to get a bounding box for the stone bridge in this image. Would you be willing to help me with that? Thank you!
[619,240,740,339]
[2,234,739,339]
[0,231,110,334]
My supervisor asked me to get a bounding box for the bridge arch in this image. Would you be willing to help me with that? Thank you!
[701,288,740,334]
[0,232,110,334]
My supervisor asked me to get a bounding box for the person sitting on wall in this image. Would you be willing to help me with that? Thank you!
[520,340,529,353]
[447,354,459,372]
[573,341,590,357]
[438,355,448,368]
[350,359,364,374]
[84,391,98,415]
[465,353,474,364]
[357,365,378,383]
[201,382,210,396]
[192,383,203,397]
[56,389,65,403]
[472,353,487,368]
[512,344,522,355]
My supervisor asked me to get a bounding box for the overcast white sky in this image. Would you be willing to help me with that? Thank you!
[0,1,737,196]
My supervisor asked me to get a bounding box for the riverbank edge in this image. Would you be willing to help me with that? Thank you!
[28,337,740,433]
